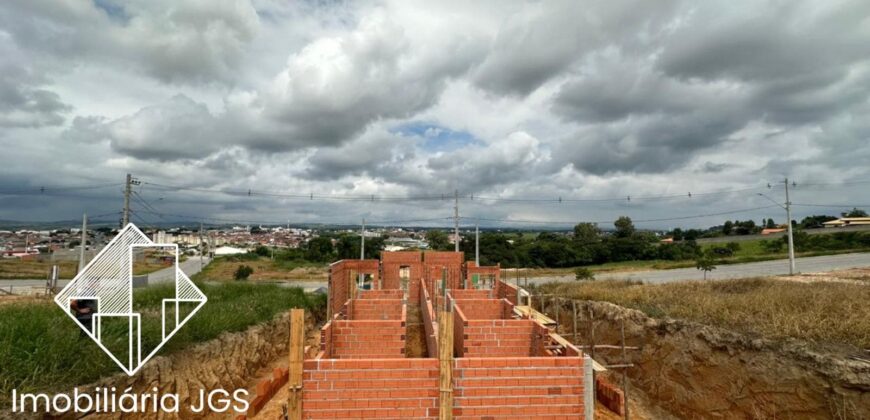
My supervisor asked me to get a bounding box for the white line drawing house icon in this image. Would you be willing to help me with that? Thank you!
[54,224,207,376]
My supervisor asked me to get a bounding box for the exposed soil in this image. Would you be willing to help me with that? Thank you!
[773,267,870,285]
[404,304,428,358]
[569,301,870,419]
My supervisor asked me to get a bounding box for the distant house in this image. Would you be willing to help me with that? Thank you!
[822,217,870,228]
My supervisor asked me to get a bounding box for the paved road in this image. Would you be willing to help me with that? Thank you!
[525,252,870,285]
[147,257,211,284]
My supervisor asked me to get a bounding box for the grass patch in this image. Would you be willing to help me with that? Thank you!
[192,255,327,282]
[0,283,325,406]
[0,259,78,280]
[537,278,870,350]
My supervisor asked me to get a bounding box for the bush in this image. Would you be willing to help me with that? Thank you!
[760,239,784,253]
[574,267,595,281]
[234,265,254,281]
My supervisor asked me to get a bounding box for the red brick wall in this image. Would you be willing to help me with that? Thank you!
[448,289,493,300]
[495,279,519,305]
[303,358,439,419]
[350,299,404,320]
[423,251,464,290]
[329,320,405,359]
[452,357,586,418]
[328,259,380,316]
[419,280,439,359]
[466,261,500,289]
[596,375,626,415]
[358,290,404,299]
[453,299,512,320]
[381,251,423,300]
[459,319,540,357]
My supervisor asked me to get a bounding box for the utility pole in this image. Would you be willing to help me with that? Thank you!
[360,218,366,260]
[122,173,139,227]
[199,222,204,272]
[454,190,460,252]
[475,223,479,266]
[78,213,87,273]
[785,178,796,275]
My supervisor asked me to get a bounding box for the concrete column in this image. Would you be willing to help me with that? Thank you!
[584,354,594,420]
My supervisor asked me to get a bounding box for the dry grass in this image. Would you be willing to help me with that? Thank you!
[0,259,78,279]
[538,277,870,349]
[193,257,327,282]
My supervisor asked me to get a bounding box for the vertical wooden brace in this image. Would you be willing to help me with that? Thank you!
[288,309,305,420]
[438,310,454,420]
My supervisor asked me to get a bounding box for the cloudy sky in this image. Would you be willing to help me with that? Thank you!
[1,0,869,229]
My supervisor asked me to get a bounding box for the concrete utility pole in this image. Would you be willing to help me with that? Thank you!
[78,213,87,273]
[785,178,796,275]
[454,190,460,252]
[475,223,479,266]
[122,173,140,227]
[199,222,204,271]
[360,218,366,260]
[758,179,797,276]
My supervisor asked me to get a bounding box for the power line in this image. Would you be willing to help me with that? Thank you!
[792,203,870,208]
[0,183,122,194]
[471,205,781,226]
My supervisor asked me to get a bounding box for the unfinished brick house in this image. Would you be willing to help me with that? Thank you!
[244,251,623,419]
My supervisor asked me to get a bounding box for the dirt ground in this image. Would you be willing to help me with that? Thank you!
[772,267,870,285]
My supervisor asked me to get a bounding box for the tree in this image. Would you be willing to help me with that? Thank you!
[234,265,254,281]
[614,216,635,238]
[800,215,837,229]
[254,246,270,257]
[695,255,716,280]
[843,208,868,218]
[336,234,385,259]
[766,218,776,229]
[722,220,734,235]
[305,236,334,262]
[572,223,600,243]
[426,229,451,251]
[574,267,595,281]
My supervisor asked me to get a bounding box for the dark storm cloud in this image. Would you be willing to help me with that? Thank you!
[551,0,870,176]
[0,43,71,127]
[0,0,259,84]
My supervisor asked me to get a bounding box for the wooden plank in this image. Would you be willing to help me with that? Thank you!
[438,310,454,420]
[287,309,305,420]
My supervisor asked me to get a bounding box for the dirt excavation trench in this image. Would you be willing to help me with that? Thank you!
[556,300,870,419]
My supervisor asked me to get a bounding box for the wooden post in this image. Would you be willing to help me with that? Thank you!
[288,309,305,420]
[554,297,560,332]
[572,300,578,343]
[622,319,629,420]
[438,310,454,420]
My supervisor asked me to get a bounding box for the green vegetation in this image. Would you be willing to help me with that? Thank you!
[0,283,325,405]
[234,264,254,280]
[461,215,870,271]
[695,254,716,280]
[0,259,78,280]
[573,267,594,281]
[537,278,870,349]
[193,254,326,282]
